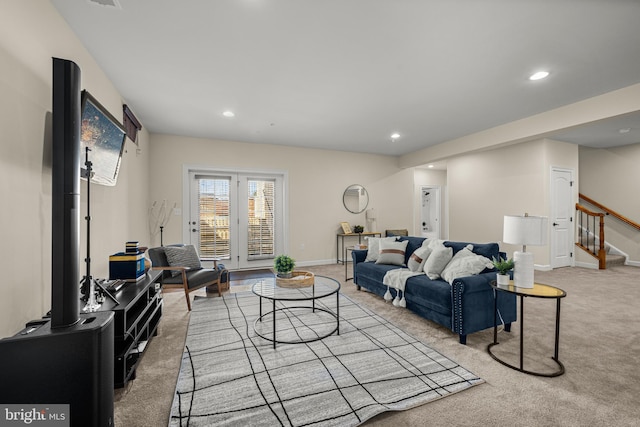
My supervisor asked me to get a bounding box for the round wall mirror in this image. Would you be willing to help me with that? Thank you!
[343,184,369,214]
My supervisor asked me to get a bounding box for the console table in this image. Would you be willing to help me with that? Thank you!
[89,270,163,387]
[336,232,380,264]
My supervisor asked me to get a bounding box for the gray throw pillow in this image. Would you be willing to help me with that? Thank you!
[164,245,202,277]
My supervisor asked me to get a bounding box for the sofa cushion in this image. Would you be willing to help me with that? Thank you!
[376,239,409,266]
[441,245,494,284]
[424,245,453,279]
[444,241,499,261]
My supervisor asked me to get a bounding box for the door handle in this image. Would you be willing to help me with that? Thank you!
[192,228,198,232]
[553,222,559,227]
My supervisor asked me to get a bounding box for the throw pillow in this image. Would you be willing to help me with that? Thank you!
[376,239,409,266]
[441,245,494,284]
[407,245,432,272]
[164,245,202,277]
[424,245,453,279]
[364,236,398,262]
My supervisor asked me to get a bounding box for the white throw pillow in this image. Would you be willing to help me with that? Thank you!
[424,245,453,279]
[427,239,446,250]
[376,239,409,266]
[407,246,432,272]
[364,236,398,262]
[441,245,494,284]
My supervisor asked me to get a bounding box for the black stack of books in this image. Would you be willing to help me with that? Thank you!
[125,241,140,254]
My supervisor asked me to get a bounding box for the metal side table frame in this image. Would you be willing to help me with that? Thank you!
[488,280,567,377]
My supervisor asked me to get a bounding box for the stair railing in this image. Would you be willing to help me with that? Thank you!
[579,193,640,231]
[575,203,606,269]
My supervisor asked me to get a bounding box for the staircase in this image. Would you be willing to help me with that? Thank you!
[577,227,626,267]
[576,194,639,269]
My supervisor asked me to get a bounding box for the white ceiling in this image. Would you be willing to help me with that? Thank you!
[51,0,640,157]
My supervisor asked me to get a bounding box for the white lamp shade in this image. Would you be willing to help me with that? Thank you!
[503,215,548,246]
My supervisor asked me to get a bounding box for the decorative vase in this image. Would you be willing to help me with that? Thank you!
[496,273,510,286]
[277,271,292,279]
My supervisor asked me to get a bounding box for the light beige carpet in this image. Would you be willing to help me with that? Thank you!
[115,264,640,426]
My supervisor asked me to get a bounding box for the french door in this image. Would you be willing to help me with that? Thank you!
[187,170,286,270]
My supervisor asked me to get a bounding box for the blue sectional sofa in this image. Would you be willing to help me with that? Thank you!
[352,236,517,344]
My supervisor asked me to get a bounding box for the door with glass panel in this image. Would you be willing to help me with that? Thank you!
[189,171,285,270]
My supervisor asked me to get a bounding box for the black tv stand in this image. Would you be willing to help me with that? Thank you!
[89,270,163,388]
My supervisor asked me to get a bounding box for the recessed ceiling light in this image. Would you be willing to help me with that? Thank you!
[618,128,631,134]
[222,110,235,118]
[390,133,400,140]
[427,164,434,168]
[529,71,550,81]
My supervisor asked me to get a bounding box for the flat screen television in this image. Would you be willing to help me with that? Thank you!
[80,90,127,186]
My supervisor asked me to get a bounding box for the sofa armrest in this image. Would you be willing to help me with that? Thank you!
[351,249,368,286]
[352,249,368,264]
[450,271,517,337]
[451,272,495,294]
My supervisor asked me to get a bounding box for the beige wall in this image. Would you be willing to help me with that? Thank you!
[149,134,414,264]
[0,2,151,337]
[447,139,579,267]
[400,83,640,168]
[578,143,640,264]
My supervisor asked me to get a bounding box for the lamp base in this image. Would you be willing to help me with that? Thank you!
[513,251,534,288]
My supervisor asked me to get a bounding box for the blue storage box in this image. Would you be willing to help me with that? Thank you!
[109,252,145,281]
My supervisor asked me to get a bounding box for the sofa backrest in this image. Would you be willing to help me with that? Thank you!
[397,236,499,267]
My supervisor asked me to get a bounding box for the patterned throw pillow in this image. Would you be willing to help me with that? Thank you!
[407,244,432,272]
[375,239,409,266]
[164,245,202,276]
[364,236,398,262]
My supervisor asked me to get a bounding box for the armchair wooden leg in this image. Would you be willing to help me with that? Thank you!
[185,291,192,311]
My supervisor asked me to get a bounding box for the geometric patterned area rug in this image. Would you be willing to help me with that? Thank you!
[170,291,483,426]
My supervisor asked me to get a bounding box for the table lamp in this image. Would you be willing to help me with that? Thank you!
[503,213,548,288]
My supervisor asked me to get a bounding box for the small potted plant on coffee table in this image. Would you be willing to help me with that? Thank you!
[492,255,514,286]
[274,254,295,278]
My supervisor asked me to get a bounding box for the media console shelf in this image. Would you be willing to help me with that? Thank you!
[92,269,163,388]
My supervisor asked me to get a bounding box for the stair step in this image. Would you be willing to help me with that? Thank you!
[606,254,626,267]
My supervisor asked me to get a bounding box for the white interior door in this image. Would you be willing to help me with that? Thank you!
[188,170,285,270]
[420,186,441,240]
[550,167,574,268]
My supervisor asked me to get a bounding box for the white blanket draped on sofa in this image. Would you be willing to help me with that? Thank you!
[382,268,423,307]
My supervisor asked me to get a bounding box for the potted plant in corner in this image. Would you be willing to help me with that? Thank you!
[274,255,295,278]
[492,256,514,286]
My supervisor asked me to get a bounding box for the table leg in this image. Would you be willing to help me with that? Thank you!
[519,295,524,371]
[259,295,262,322]
[493,288,498,344]
[554,298,561,361]
[272,298,276,349]
[336,291,340,336]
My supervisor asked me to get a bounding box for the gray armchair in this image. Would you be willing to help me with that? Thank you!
[148,244,229,311]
